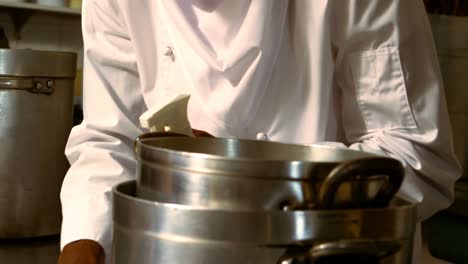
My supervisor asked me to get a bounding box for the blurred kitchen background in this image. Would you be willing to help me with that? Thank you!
[423,0,468,263]
[0,0,466,263]
[0,1,81,264]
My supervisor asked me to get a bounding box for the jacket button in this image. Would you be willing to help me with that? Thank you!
[164,47,174,59]
[256,132,268,141]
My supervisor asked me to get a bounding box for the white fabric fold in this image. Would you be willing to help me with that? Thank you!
[161,0,288,129]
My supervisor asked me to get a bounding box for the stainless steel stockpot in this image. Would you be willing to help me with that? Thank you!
[112,181,417,264]
[135,134,405,211]
[0,49,76,238]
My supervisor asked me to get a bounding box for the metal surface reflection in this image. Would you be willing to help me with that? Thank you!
[112,181,417,264]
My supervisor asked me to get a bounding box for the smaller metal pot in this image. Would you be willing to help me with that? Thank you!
[135,133,404,211]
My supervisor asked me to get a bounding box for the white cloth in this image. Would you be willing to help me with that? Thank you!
[60,0,462,262]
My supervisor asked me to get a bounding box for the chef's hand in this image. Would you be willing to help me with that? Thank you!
[58,240,105,264]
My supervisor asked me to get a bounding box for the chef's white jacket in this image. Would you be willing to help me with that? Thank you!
[60,0,462,261]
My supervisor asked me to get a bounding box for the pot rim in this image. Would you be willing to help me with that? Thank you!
[113,180,417,245]
[136,137,378,164]
[115,180,414,213]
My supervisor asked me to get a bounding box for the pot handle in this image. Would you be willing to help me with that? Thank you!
[277,239,401,264]
[0,78,54,94]
[317,157,404,210]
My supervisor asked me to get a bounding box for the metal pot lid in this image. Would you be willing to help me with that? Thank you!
[0,49,77,78]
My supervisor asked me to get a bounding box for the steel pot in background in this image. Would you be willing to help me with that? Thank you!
[0,49,76,238]
[135,134,404,211]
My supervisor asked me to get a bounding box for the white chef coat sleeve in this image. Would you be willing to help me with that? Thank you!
[331,0,462,221]
[60,0,146,257]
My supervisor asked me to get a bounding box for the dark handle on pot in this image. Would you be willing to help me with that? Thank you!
[277,247,313,264]
[277,239,401,264]
[317,157,404,210]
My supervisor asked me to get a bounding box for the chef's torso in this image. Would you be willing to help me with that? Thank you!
[121,0,342,144]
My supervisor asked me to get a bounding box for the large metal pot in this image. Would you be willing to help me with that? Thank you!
[0,49,76,238]
[112,181,417,264]
[135,134,404,211]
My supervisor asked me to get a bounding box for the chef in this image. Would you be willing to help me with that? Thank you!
[58,0,462,263]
